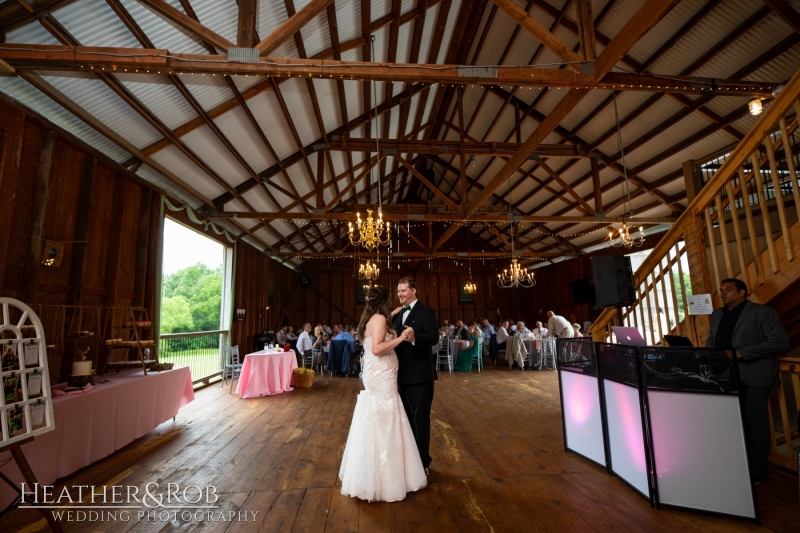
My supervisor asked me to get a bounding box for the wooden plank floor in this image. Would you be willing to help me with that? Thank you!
[2,364,799,532]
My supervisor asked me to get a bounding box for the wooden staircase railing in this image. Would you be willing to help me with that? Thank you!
[590,67,800,470]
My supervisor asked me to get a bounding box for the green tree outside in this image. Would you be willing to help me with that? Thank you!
[161,263,222,334]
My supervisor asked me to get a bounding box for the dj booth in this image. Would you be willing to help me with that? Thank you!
[555,339,759,523]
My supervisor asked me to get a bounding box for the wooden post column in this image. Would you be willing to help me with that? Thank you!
[680,212,713,343]
[24,130,56,302]
[68,154,96,305]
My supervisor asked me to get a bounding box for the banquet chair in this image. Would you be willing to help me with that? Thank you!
[302,348,314,369]
[472,344,483,372]
[312,349,326,376]
[540,337,556,369]
[329,340,351,375]
[437,338,453,374]
[220,343,232,387]
[228,346,242,394]
[506,336,527,370]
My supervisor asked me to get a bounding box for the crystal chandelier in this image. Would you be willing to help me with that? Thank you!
[464,279,477,294]
[358,259,380,282]
[609,92,646,250]
[498,258,536,288]
[464,225,477,294]
[349,39,391,252]
[609,223,645,248]
[349,209,391,250]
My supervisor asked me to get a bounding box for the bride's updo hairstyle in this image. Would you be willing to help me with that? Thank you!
[358,286,396,340]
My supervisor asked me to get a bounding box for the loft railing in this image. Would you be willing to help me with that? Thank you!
[590,67,800,469]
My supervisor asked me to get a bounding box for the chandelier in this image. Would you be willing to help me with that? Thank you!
[358,259,380,282]
[609,223,645,248]
[464,279,477,294]
[609,92,646,250]
[464,224,477,294]
[349,209,391,250]
[498,258,536,288]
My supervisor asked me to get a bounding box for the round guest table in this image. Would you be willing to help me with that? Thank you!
[236,350,297,398]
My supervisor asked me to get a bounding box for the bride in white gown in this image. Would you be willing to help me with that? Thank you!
[339,286,427,502]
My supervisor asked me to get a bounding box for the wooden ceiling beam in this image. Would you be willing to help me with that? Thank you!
[0,46,779,97]
[490,0,584,67]
[213,211,675,224]
[256,0,334,56]
[0,0,77,34]
[135,0,234,52]
[322,139,588,157]
[237,0,258,48]
[396,154,459,210]
[763,0,800,34]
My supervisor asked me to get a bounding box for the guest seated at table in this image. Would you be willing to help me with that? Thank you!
[332,324,341,337]
[275,325,288,345]
[572,323,583,338]
[322,321,332,336]
[533,321,548,338]
[287,326,298,342]
[312,327,327,367]
[517,321,532,338]
[496,320,509,348]
[334,324,357,353]
[442,320,455,337]
[455,319,470,340]
[481,318,495,354]
[455,326,482,372]
[296,323,314,366]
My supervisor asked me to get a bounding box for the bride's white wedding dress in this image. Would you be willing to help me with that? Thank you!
[338,335,427,502]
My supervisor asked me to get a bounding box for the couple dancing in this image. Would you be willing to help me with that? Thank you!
[338,277,439,502]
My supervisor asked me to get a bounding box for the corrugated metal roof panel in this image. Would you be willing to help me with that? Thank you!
[179,124,251,187]
[646,0,764,77]
[0,75,131,163]
[335,0,362,44]
[178,75,234,114]
[114,73,197,131]
[213,105,276,171]
[191,0,239,45]
[637,129,734,182]
[137,164,204,207]
[39,72,162,149]
[117,0,208,54]
[275,77,322,147]
[437,0,462,64]
[5,18,63,45]
[51,0,140,48]
[149,144,228,200]
[692,13,793,79]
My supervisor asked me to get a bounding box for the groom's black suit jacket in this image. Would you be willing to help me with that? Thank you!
[393,301,440,384]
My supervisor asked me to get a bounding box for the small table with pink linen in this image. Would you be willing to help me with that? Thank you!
[236,350,298,398]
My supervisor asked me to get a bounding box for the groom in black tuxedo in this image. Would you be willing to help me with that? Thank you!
[393,277,440,475]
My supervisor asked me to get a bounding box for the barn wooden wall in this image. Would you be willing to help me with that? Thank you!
[0,95,301,379]
[284,228,665,331]
[229,243,295,354]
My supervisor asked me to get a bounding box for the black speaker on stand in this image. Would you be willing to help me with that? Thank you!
[592,255,636,324]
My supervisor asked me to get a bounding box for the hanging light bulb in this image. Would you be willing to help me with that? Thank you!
[748,98,763,116]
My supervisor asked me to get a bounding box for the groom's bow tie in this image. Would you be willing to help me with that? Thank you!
[401,306,412,313]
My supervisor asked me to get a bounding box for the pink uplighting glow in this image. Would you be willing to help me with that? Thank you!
[603,380,649,495]
[560,371,606,466]
[567,375,594,425]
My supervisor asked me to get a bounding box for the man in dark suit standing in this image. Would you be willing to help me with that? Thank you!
[393,277,440,477]
[706,278,789,482]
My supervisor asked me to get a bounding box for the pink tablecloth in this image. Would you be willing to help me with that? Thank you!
[0,366,194,511]
[236,351,297,398]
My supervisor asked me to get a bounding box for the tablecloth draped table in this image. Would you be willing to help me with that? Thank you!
[449,339,469,361]
[236,350,297,398]
[522,339,544,369]
[0,366,194,511]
